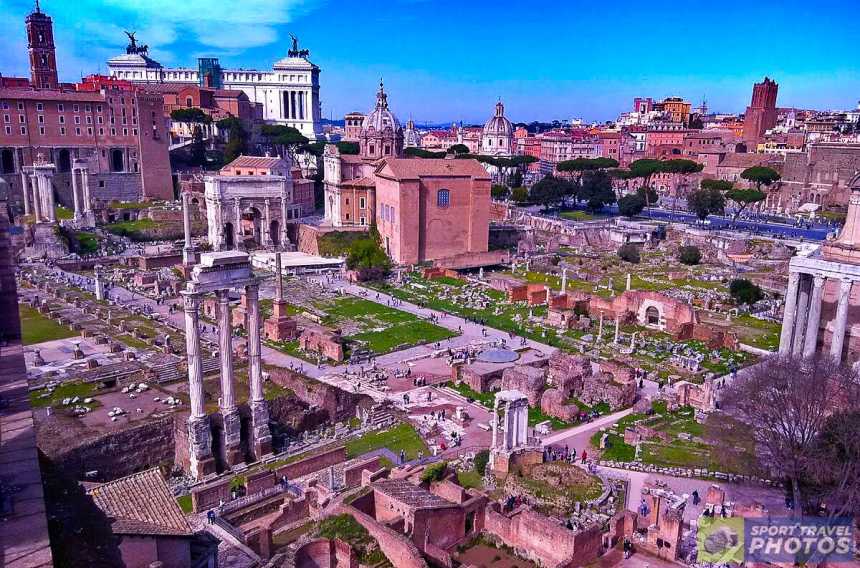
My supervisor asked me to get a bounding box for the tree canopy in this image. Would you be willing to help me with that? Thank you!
[687,186,726,221]
[740,166,781,190]
[617,193,645,217]
[405,147,447,159]
[725,188,766,221]
[491,185,510,200]
[448,144,470,155]
[729,278,764,305]
[617,243,640,264]
[346,237,391,281]
[529,175,569,210]
[170,107,212,124]
[217,117,248,164]
[336,141,360,155]
[700,178,734,192]
[678,245,702,265]
[577,170,616,212]
[557,157,619,174]
[511,187,529,203]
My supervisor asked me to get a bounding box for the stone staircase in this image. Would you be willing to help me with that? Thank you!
[364,404,396,430]
[150,356,220,384]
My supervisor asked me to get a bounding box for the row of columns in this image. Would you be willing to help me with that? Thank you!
[491,396,529,452]
[70,165,92,223]
[183,282,272,479]
[21,168,56,222]
[779,270,854,361]
[284,90,306,120]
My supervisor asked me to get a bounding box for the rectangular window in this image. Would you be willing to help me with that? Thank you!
[57,104,64,112]
[87,127,93,135]
[99,128,104,135]
[123,128,128,136]
[96,105,102,113]
[359,197,366,209]
[75,127,81,136]
[59,116,65,124]
[73,104,79,113]
[74,116,80,124]
[86,116,92,124]
[20,126,26,134]
[17,102,23,110]
[38,115,44,124]
[59,127,65,135]
[18,115,24,124]
[85,104,91,112]
[39,126,45,135]
[111,128,116,135]
[5,126,11,135]
[36,103,43,111]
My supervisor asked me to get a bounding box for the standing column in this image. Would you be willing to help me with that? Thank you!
[792,274,812,356]
[264,198,271,248]
[30,175,42,221]
[71,168,81,222]
[21,172,31,216]
[234,198,242,250]
[280,195,289,248]
[246,283,272,458]
[182,192,195,265]
[802,275,826,358]
[779,271,801,355]
[216,289,243,466]
[491,400,499,451]
[830,279,853,362]
[81,168,91,213]
[561,268,567,294]
[183,292,214,479]
[43,174,56,221]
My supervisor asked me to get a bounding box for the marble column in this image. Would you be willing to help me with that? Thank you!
[71,168,81,222]
[30,174,41,221]
[792,274,812,357]
[246,283,272,458]
[216,289,242,466]
[182,192,195,265]
[830,279,853,362]
[614,319,620,344]
[561,268,567,294]
[626,273,632,291]
[802,275,826,358]
[280,195,289,248]
[491,400,499,451]
[779,271,801,355]
[44,174,56,221]
[234,198,241,250]
[21,172,31,216]
[81,168,91,213]
[183,292,214,479]
[263,198,271,248]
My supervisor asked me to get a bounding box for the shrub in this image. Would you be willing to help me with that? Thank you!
[678,245,702,265]
[421,461,448,483]
[617,244,640,264]
[511,187,529,203]
[729,278,764,305]
[474,450,490,476]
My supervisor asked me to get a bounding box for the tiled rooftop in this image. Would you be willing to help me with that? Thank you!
[374,478,454,509]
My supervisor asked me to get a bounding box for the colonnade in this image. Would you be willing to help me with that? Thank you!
[183,271,272,479]
[778,269,854,361]
[21,164,56,222]
[491,391,529,453]
[69,161,92,224]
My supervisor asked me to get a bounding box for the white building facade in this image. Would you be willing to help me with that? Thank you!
[107,37,323,139]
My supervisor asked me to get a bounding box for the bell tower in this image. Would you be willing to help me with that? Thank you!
[26,1,59,89]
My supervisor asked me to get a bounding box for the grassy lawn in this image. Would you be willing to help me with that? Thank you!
[74,232,99,254]
[105,218,160,240]
[29,381,98,409]
[317,296,457,356]
[55,205,73,220]
[345,422,428,460]
[457,469,483,489]
[176,495,193,514]
[19,304,77,345]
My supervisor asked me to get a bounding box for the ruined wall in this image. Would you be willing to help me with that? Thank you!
[275,446,347,481]
[268,368,372,423]
[343,456,384,488]
[39,414,176,481]
[483,506,601,568]
[336,504,428,568]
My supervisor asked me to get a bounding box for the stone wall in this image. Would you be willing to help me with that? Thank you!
[268,368,372,423]
[39,414,176,481]
[0,201,20,340]
[336,504,428,568]
[275,446,347,480]
[343,456,384,488]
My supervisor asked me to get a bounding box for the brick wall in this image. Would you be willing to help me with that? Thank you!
[0,200,20,340]
[268,367,372,422]
[335,504,428,568]
[275,446,347,480]
[191,478,230,513]
[343,456,384,488]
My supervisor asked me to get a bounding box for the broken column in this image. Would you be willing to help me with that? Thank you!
[561,268,567,294]
[264,253,297,340]
[182,192,197,265]
[71,166,82,223]
[626,273,632,291]
[216,289,243,466]
[246,282,272,459]
[183,292,215,479]
[94,269,105,301]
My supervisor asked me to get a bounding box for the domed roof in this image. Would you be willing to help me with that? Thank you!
[482,101,513,137]
[404,119,421,147]
[362,81,401,134]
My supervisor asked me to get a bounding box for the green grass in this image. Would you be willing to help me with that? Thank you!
[350,320,455,354]
[19,304,77,345]
[450,381,573,430]
[317,231,368,257]
[108,200,152,209]
[317,514,387,565]
[177,495,193,513]
[29,381,98,409]
[105,218,160,240]
[54,205,73,220]
[345,422,428,460]
[560,210,606,222]
[74,231,100,254]
[457,469,483,489]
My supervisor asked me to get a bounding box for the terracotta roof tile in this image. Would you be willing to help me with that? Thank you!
[377,158,490,180]
[0,88,104,102]
[88,468,192,537]
[224,155,287,170]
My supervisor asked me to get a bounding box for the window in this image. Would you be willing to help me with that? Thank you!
[87,127,93,135]
[18,115,24,123]
[185,96,193,108]
[36,103,43,111]
[111,128,116,136]
[75,127,81,136]
[20,126,26,135]
[99,128,104,135]
[4,126,10,135]
[96,105,102,113]
[359,197,366,209]
[437,189,450,208]
[39,127,44,135]
[85,104,91,112]
[59,127,65,135]
[38,115,44,124]
[74,116,80,124]
[57,104,64,112]
[58,115,64,124]
[2,115,7,124]
[86,116,92,124]
[73,104,79,113]
[17,102,23,111]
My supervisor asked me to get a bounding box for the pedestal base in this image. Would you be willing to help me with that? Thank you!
[250,400,273,461]
[188,415,216,480]
[222,409,244,467]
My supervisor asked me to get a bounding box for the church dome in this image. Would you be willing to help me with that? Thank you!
[404,119,421,148]
[482,101,513,137]
[362,81,401,134]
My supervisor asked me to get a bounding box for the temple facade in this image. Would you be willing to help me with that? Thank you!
[779,173,860,362]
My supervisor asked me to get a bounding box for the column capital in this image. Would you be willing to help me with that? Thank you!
[839,278,854,292]
[216,288,231,302]
[182,292,201,312]
[245,281,260,299]
[812,274,826,287]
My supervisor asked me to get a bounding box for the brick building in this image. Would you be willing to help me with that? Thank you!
[743,77,779,147]
[0,4,173,211]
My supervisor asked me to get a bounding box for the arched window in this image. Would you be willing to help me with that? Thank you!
[645,306,660,326]
[185,97,193,108]
[437,189,450,208]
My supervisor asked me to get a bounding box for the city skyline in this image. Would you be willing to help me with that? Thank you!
[0,0,859,124]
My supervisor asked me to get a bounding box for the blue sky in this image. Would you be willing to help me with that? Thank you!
[1,0,858,123]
